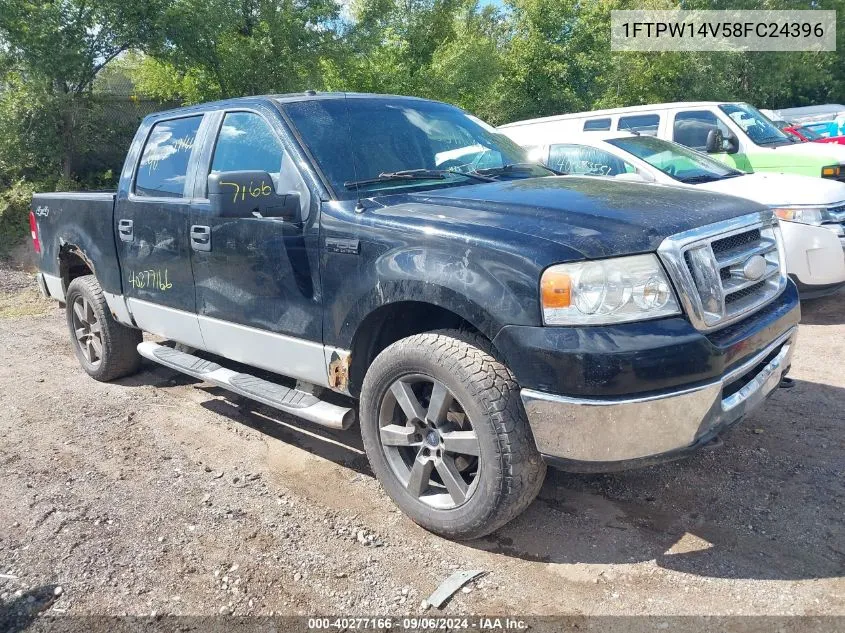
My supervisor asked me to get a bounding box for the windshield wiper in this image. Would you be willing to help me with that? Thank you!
[474,163,559,177]
[680,171,745,184]
[679,175,723,184]
[344,169,494,189]
[756,136,789,146]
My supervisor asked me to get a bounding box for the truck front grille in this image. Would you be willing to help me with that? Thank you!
[658,212,787,332]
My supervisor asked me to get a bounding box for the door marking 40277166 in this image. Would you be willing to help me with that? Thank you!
[128,269,172,291]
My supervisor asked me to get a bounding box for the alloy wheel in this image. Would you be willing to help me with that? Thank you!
[378,374,481,510]
[71,294,103,367]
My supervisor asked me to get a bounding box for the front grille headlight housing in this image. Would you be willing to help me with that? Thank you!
[773,206,845,237]
[540,254,681,325]
[772,206,828,225]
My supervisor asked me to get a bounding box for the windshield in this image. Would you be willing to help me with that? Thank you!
[606,135,743,183]
[281,97,551,197]
[796,125,824,141]
[719,103,792,146]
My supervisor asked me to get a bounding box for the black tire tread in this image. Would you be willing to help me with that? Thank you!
[362,329,546,540]
[66,275,142,382]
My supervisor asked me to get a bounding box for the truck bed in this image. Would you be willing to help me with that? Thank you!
[32,191,122,296]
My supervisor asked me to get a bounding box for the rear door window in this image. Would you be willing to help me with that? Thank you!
[548,144,633,176]
[583,118,611,131]
[617,114,660,136]
[135,116,203,198]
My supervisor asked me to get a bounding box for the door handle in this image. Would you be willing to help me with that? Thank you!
[118,219,134,242]
[190,225,211,252]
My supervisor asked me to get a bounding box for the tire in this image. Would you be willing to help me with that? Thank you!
[359,329,546,540]
[65,275,142,382]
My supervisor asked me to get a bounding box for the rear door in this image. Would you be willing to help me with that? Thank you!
[114,114,208,347]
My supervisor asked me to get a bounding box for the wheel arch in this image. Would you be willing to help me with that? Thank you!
[347,300,493,397]
[58,244,97,297]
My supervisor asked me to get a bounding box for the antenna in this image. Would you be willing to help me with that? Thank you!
[342,92,365,213]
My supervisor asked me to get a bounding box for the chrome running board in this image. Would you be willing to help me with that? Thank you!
[137,341,355,430]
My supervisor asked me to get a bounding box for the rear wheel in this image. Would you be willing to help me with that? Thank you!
[65,275,142,381]
[360,329,546,540]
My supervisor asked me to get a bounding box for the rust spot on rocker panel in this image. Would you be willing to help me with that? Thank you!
[328,352,351,392]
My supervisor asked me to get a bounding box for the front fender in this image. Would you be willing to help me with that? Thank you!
[330,244,543,349]
[320,199,583,350]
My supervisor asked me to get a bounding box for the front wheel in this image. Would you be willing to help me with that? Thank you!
[65,275,142,381]
[359,330,546,540]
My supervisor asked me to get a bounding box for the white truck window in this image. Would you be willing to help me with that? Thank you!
[673,111,731,151]
[583,118,611,131]
[617,114,660,136]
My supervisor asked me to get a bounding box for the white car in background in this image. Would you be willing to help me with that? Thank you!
[500,130,845,298]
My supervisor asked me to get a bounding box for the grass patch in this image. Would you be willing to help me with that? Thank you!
[0,288,51,318]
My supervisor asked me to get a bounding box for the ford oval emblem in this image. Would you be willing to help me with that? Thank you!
[742,255,767,281]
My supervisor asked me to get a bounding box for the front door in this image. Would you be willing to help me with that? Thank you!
[670,109,753,172]
[114,114,206,347]
[189,109,325,384]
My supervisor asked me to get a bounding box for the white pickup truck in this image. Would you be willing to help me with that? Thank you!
[502,130,845,298]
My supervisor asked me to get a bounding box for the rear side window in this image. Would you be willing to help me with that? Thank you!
[583,118,611,131]
[135,116,203,198]
[618,114,660,136]
[548,144,633,176]
[210,112,284,179]
[673,110,732,150]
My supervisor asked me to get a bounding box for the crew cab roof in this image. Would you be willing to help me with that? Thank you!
[144,92,440,121]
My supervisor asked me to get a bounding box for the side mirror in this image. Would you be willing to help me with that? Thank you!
[704,129,724,153]
[208,171,301,222]
[705,129,739,155]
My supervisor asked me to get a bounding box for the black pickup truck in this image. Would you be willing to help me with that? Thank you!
[30,92,800,539]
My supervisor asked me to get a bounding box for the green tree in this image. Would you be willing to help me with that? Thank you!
[0,0,160,179]
[138,0,343,103]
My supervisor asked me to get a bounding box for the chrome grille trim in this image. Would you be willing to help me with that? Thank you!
[657,211,788,332]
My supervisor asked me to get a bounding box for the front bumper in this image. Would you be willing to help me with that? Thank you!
[521,326,797,469]
[779,220,845,288]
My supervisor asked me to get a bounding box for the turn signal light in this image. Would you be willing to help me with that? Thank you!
[541,269,572,308]
[821,165,840,178]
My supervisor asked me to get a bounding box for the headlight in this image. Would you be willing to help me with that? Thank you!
[772,207,828,225]
[540,254,681,325]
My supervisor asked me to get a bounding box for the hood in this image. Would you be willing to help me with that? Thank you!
[383,177,765,259]
[767,140,845,162]
[695,173,845,207]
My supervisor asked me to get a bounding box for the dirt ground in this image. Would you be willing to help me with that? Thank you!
[0,255,843,625]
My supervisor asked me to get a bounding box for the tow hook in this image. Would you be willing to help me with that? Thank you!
[779,376,796,389]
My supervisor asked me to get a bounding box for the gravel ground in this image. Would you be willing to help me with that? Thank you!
[0,260,843,627]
